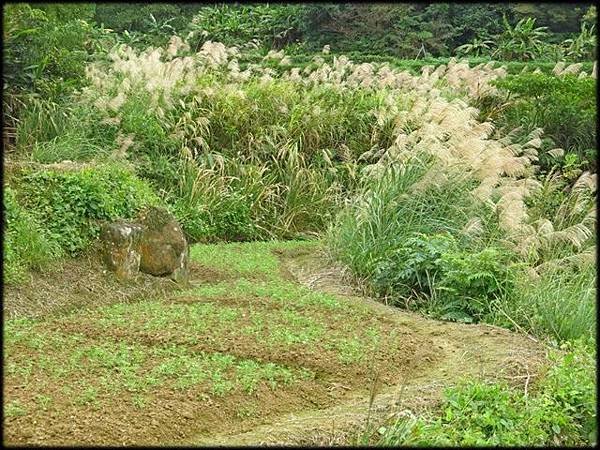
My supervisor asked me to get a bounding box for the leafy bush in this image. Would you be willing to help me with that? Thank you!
[3,4,95,98]
[94,3,203,48]
[168,147,342,243]
[3,4,103,156]
[492,16,549,61]
[299,4,453,57]
[329,161,487,295]
[185,4,304,50]
[30,132,109,164]
[371,232,515,322]
[376,341,596,446]
[562,22,596,61]
[298,4,571,58]
[171,187,259,243]
[174,4,589,59]
[455,36,495,57]
[14,163,159,254]
[89,3,590,60]
[16,100,113,156]
[493,73,596,171]
[372,232,457,298]
[434,246,516,322]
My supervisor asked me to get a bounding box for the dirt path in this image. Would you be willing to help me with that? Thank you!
[192,247,547,445]
[2,247,178,320]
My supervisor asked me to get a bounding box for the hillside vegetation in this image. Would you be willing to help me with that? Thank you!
[2,3,597,446]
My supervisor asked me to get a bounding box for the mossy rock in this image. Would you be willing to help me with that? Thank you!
[100,207,189,282]
[137,207,189,279]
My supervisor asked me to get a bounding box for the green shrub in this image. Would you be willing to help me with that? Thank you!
[372,232,516,322]
[3,4,95,99]
[172,189,259,243]
[299,4,507,58]
[14,96,117,157]
[372,232,457,298]
[3,186,62,284]
[538,340,597,442]
[15,163,159,254]
[80,54,374,242]
[173,78,388,162]
[185,4,305,49]
[434,246,516,322]
[493,73,596,171]
[492,16,550,61]
[168,150,341,243]
[562,22,597,61]
[3,4,110,156]
[94,3,202,48]
[30,132,108,164]
[376,341,596,446]
[170,199,213,243]
[212,193,259,241]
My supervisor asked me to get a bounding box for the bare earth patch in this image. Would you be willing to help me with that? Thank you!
[3,241,547,446]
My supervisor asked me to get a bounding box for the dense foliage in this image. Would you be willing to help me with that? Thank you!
[89,3,594,59]
[493,72,596,171]
[10,164,158,255]
[3,4,96,98]
[3,186,62,283]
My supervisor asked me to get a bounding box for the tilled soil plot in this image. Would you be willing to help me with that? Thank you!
[3,241,547,446]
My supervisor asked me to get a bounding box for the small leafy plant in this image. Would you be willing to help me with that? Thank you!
[372,232,456,298]
[3,186,62,283]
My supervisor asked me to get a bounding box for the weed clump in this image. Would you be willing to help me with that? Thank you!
[374,340,596,446]
[3,186,62,283]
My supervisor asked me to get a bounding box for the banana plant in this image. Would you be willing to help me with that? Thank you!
[455,36,495,57]
[144,13,175,36]
[120,29,142,46]
[562,23,596,61]
[493,16,549,61]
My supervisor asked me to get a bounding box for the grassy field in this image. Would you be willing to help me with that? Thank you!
[2,241,422,444]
